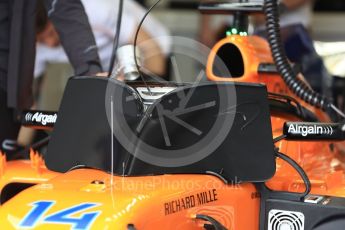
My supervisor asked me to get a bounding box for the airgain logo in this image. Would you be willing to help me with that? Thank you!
[25,112,33,122]
[288,124,334,137]
[26,112,57,126]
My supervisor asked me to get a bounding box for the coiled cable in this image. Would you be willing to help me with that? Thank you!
[263,0,330,111]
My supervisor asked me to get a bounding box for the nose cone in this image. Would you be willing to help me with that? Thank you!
[0,169,145,229]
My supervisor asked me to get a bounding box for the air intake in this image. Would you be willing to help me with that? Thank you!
[268,209,305,230]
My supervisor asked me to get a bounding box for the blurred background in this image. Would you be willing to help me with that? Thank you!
[19,0,345,145]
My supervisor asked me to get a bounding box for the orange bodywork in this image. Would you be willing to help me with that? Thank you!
[207,34,294,97]
[0,150,58,190]
[207,35,345,197]
[0,34,345,229]
[0,165,259,229]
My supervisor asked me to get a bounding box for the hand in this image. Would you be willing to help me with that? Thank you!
[96,72,109,77]
[96,72,125,81]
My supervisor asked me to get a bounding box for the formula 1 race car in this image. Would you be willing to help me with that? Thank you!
[201,1,345,198]
[1,1,345,230]
[3,75,345,230]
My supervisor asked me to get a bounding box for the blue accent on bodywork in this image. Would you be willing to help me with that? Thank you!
[19,201,101,229]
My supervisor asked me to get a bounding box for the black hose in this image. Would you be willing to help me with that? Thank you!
[107,0,124,77]
[133,0,163,95]
[18,136,50,155]
[263,0,330,110]
[276,151,311,198]
[195,214,227,230]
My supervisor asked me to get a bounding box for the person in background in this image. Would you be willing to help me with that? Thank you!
[254,0,313,29]
[0,0,102,157]
[35,0,171,79]
[253,0,314,64]
[16,0,171,148]
[254,0,332,97]
[200,0,313,46]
